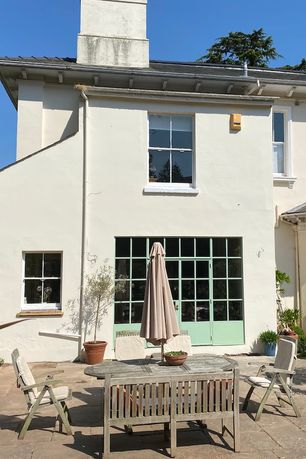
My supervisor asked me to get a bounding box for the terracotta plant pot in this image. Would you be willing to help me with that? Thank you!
[84,341,107,364]
[164,352,187,366]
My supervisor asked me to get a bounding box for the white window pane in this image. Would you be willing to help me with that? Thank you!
[273,143,285,174]
[149,115,170,130]
[273,112,284,142]
[172,116,193,149]
[172,116,192,132]
[149,115,170,148]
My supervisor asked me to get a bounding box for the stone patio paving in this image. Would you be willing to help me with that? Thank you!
[1,355,306,459]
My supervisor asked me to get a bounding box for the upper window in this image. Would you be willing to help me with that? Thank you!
[273,112,285,175]
[148,115,193,184]
[272,108,294,184]
[23,253,62,310]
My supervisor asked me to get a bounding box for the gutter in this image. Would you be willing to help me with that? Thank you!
[74,85,277,105]
[78,90,89,358]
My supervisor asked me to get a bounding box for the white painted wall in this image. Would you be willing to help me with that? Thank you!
[82,97,276,356]
[17,82,79,160]
[0,131,83,362]
[1,91,278,362]
[273,101,306,320]
[43,85,79,147]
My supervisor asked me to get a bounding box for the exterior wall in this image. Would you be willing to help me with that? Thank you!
[77,0,149,67]
[0,91,277,362]
[299,229,306,330]
[273,101,306,323]
[43,85,79,147]
[16,82,79,160]
[0,131,83,362]
[82,96,276,356]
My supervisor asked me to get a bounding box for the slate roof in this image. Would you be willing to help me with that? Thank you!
[1,56,306,82]
[282,202,306,215]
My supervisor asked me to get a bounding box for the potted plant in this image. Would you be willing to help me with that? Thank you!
[259,330,278,356]
[164,351,188,366]
[83,264,126,365]
[278,308,300,338]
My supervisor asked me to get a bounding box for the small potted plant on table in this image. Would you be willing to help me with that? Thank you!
[164,350,188,366]
[83,264,126,365]
[259,330,278,356]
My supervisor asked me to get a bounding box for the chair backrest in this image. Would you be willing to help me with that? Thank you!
[115,335,146,360]
[11,348,37,405]
[104,369,238,424]
[274,338,296,385]
[164,334,193,356]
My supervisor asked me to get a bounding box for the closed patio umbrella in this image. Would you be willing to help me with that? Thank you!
[140,242,180,359]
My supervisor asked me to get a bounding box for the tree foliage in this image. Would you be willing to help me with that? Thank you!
[198,28,280,67]
[281,58,306,71]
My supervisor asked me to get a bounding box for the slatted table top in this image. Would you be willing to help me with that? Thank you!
[84,354,238,379]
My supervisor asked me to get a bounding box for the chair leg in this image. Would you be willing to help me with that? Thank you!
[242,386,255,411]
[233,412,240,452]
[19,408,36,440]
[61,402,72,427]
[255,377,277,422]
[278,376,301,418]
[48,389,72,436]
[170,419,176,458]
[103,422,110,459]
[18,388,48,440]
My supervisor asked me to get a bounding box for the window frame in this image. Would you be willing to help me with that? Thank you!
[272,106,294,183]
[21,251,62,311]
[145,113,198,193]
[114,237,244,326]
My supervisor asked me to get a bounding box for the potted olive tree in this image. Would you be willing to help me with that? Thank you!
[83,264,126,365]
[259,330,278,356]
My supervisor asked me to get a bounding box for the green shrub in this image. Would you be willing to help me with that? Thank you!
[259,330,278,344]
[0,358,4,367]
[292,325,306,355]
[278,308,300,331]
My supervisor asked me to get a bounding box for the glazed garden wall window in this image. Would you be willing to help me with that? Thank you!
[23,252,62,310]
[114,237,244,325]
[148,115,193,184]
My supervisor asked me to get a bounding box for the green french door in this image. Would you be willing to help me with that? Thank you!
[114,237,244,346]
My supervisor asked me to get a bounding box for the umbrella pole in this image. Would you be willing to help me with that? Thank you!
[161,342,164,362]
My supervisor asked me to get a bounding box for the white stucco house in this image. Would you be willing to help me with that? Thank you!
[1,0,306,362]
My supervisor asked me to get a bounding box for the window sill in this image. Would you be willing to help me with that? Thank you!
[143,186,199,195]
[17,310,63,318]
[273,176,297,189]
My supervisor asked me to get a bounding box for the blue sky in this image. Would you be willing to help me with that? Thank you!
[0,0,305,168]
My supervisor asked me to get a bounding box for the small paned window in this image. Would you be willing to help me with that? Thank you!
[273,112,285,174]
[149,115,193,184]
[23,253,62,310]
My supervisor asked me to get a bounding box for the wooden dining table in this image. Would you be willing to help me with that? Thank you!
[84,353,238,380]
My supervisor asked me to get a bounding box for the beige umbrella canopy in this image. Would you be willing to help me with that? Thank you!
[140,242,180,357]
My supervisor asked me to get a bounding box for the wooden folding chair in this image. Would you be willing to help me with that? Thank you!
[243,338,301,421]
[11,348,73,439]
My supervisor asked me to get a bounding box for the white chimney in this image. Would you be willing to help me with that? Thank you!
[77,0,149,68]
